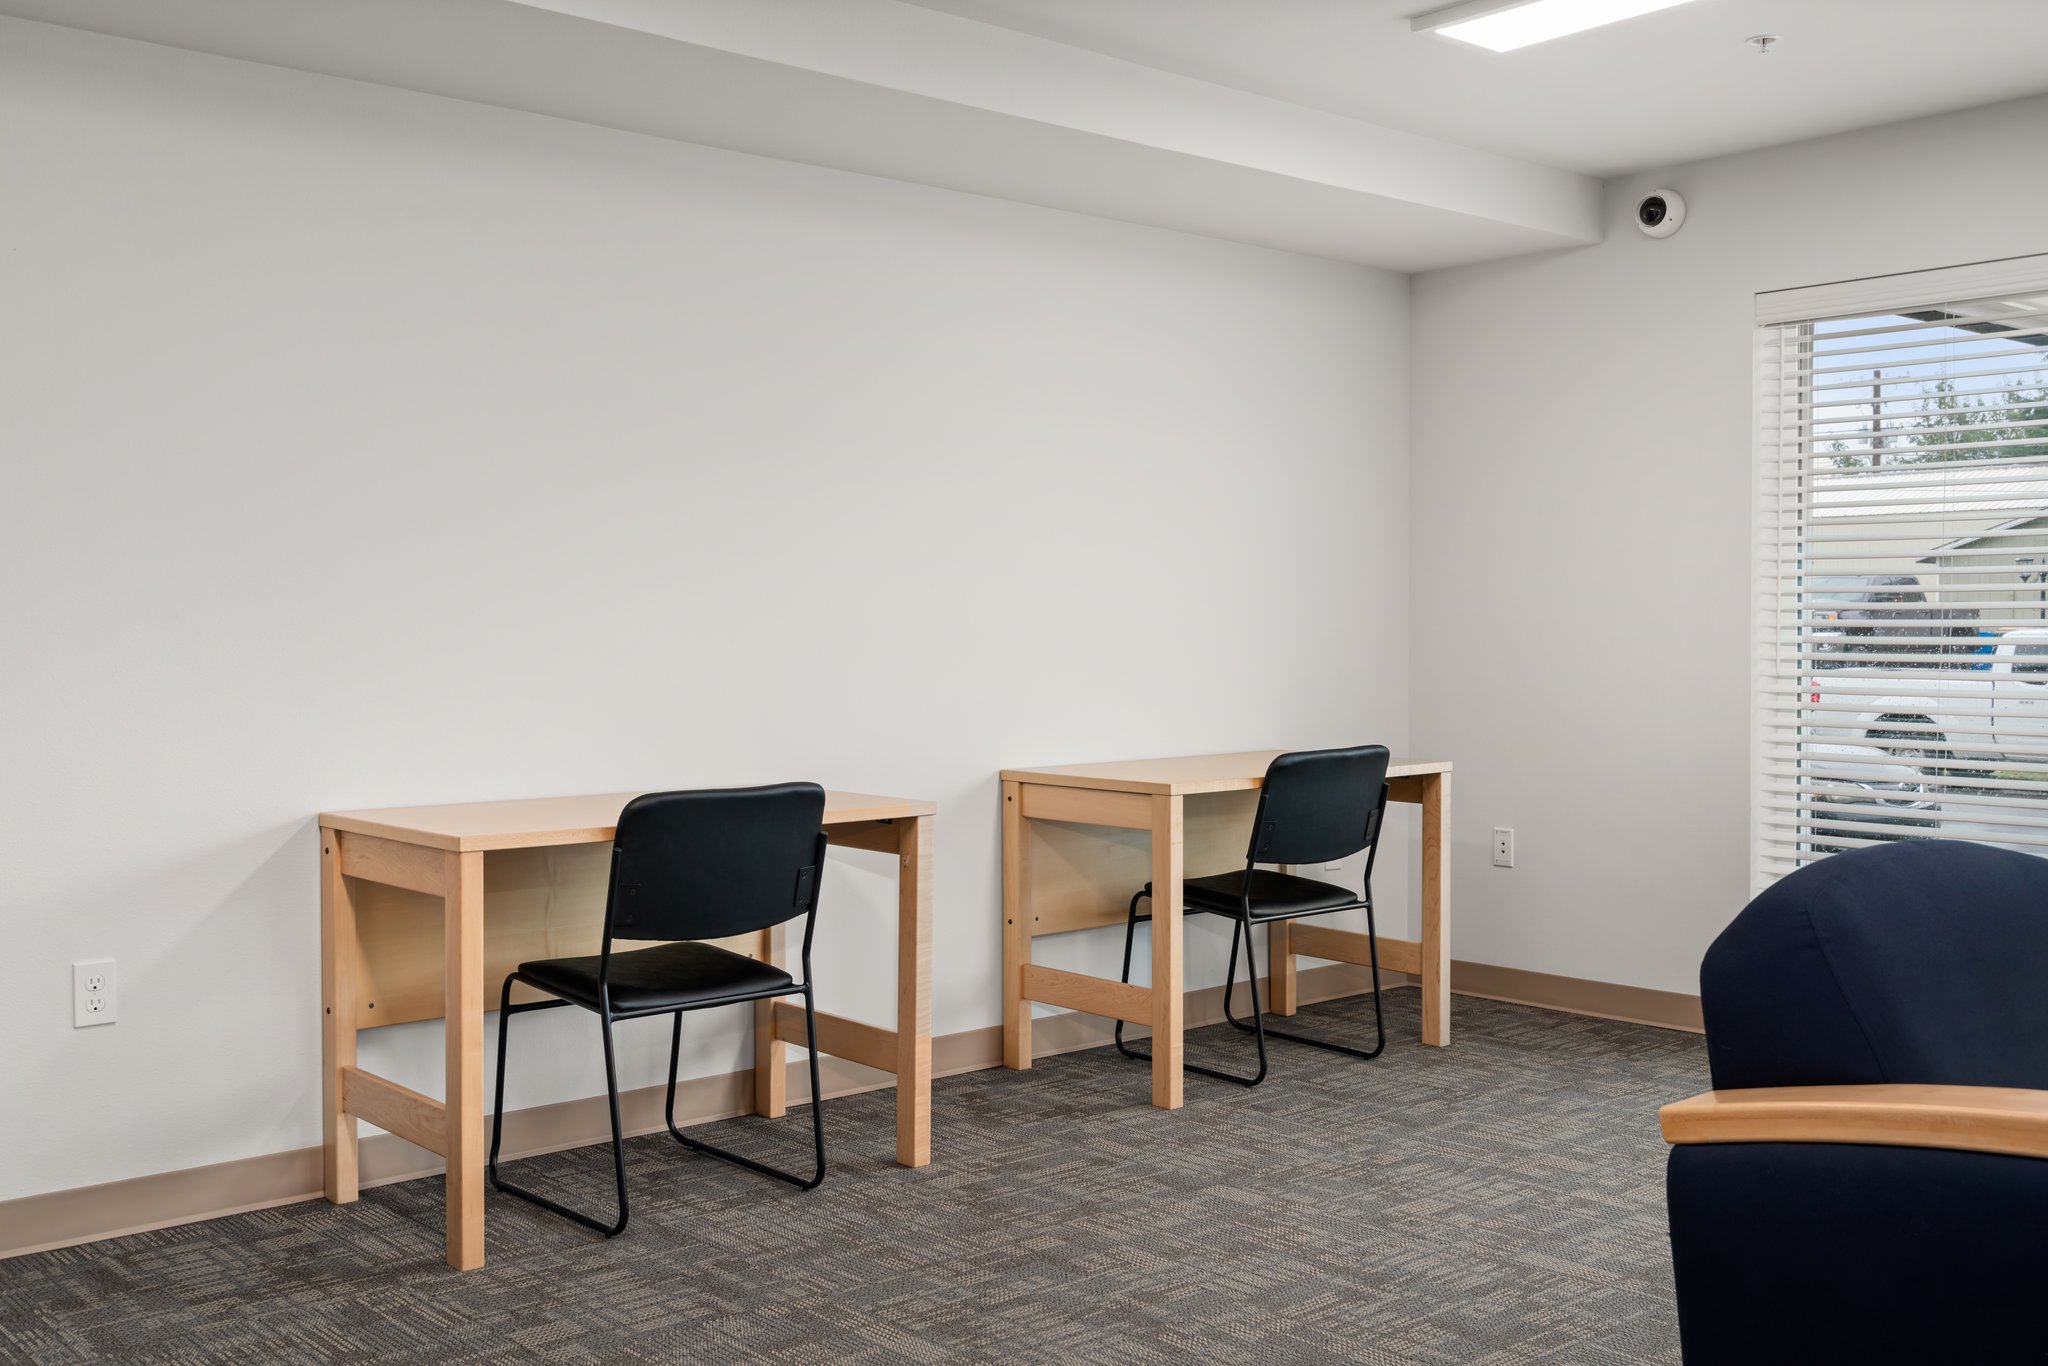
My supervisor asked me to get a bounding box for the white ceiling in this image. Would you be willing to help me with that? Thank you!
[18,0,2042,270]
[901,0,2048,177]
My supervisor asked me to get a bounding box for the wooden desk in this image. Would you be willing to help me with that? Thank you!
[999,752,1450,1109]
[318,789,934,1270]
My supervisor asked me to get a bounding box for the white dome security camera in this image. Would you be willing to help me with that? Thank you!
[1636,189,1686,238]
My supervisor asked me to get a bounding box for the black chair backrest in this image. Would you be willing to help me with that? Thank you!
[1246,746,1392,867]
[605,784,828,944]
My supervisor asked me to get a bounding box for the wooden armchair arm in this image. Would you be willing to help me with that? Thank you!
[1661,1084,2048,1160]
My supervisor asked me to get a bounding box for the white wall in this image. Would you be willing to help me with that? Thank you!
[0,18,1410,1202]
[1410,94,2048,996]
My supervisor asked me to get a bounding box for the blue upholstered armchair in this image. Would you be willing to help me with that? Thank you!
[1661,840,2048,1364]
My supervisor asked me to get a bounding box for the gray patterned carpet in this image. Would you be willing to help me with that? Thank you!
[0,992,1704,1364]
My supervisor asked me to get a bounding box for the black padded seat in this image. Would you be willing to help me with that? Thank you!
[517,942,794,1015]
[1139,869,1362,921]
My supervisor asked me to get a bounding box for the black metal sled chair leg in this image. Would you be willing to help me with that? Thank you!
[488,978,632,1238]
[665,991,827,1190]
[1113,889,1148,1064]
[1224,902,1387,1062]
[1115,891,1270,1087]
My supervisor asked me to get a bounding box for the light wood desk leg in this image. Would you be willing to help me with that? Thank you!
[443,849,486,1271]
[896,814,933,1167]
[320,829,358,1204]
[1268,918,1296,1018]
[755,923,787,1117]
[1150,793,1184,1110]
[1421,771,1451,1047]
[1001,781,1031,1069]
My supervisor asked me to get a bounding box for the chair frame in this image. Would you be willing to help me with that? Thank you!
[487,821,828,1239]
[1115,771,1391,1088]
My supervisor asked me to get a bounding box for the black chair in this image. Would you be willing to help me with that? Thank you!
[1663,840,2048,1363]
[488,783,830,1238]
[1115,745,1393,1087]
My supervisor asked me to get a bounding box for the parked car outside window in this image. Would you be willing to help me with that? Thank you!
[1807,574,1980,669]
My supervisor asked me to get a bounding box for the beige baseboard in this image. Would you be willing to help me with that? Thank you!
[1449,959,1703,1033]
[0,963,1697,1259]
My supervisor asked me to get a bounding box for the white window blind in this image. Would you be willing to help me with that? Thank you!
[1757,259,2048,888]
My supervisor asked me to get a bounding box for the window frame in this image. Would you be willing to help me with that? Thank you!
[1753,254,2048,890]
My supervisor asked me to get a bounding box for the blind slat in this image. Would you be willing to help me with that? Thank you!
[1804,358,2048,395]
[1797,376,2048,409]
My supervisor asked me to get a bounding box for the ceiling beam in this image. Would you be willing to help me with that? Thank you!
[0,0,1602,270]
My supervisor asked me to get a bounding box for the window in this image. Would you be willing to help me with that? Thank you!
[1757,256,2048,887]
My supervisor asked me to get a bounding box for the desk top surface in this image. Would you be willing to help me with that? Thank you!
[1001,750,1451,796]
[321,789,935,852]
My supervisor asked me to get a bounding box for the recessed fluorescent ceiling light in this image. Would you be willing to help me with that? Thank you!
[1413,0,1701,53]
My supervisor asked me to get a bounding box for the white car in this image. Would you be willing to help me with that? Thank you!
[1797,743,1940,851]
[1805,629,2048,767]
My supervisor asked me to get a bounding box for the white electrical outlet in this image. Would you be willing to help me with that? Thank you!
[1492,828,1515,868]
[73,959,117,1028]
[1324,861,1343,871]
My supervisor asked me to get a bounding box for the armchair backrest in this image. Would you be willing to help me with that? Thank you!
[1700,840,2048,1091]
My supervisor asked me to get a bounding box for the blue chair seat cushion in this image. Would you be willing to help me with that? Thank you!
[1140,869,1363,920]
[516,941,794,1014]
